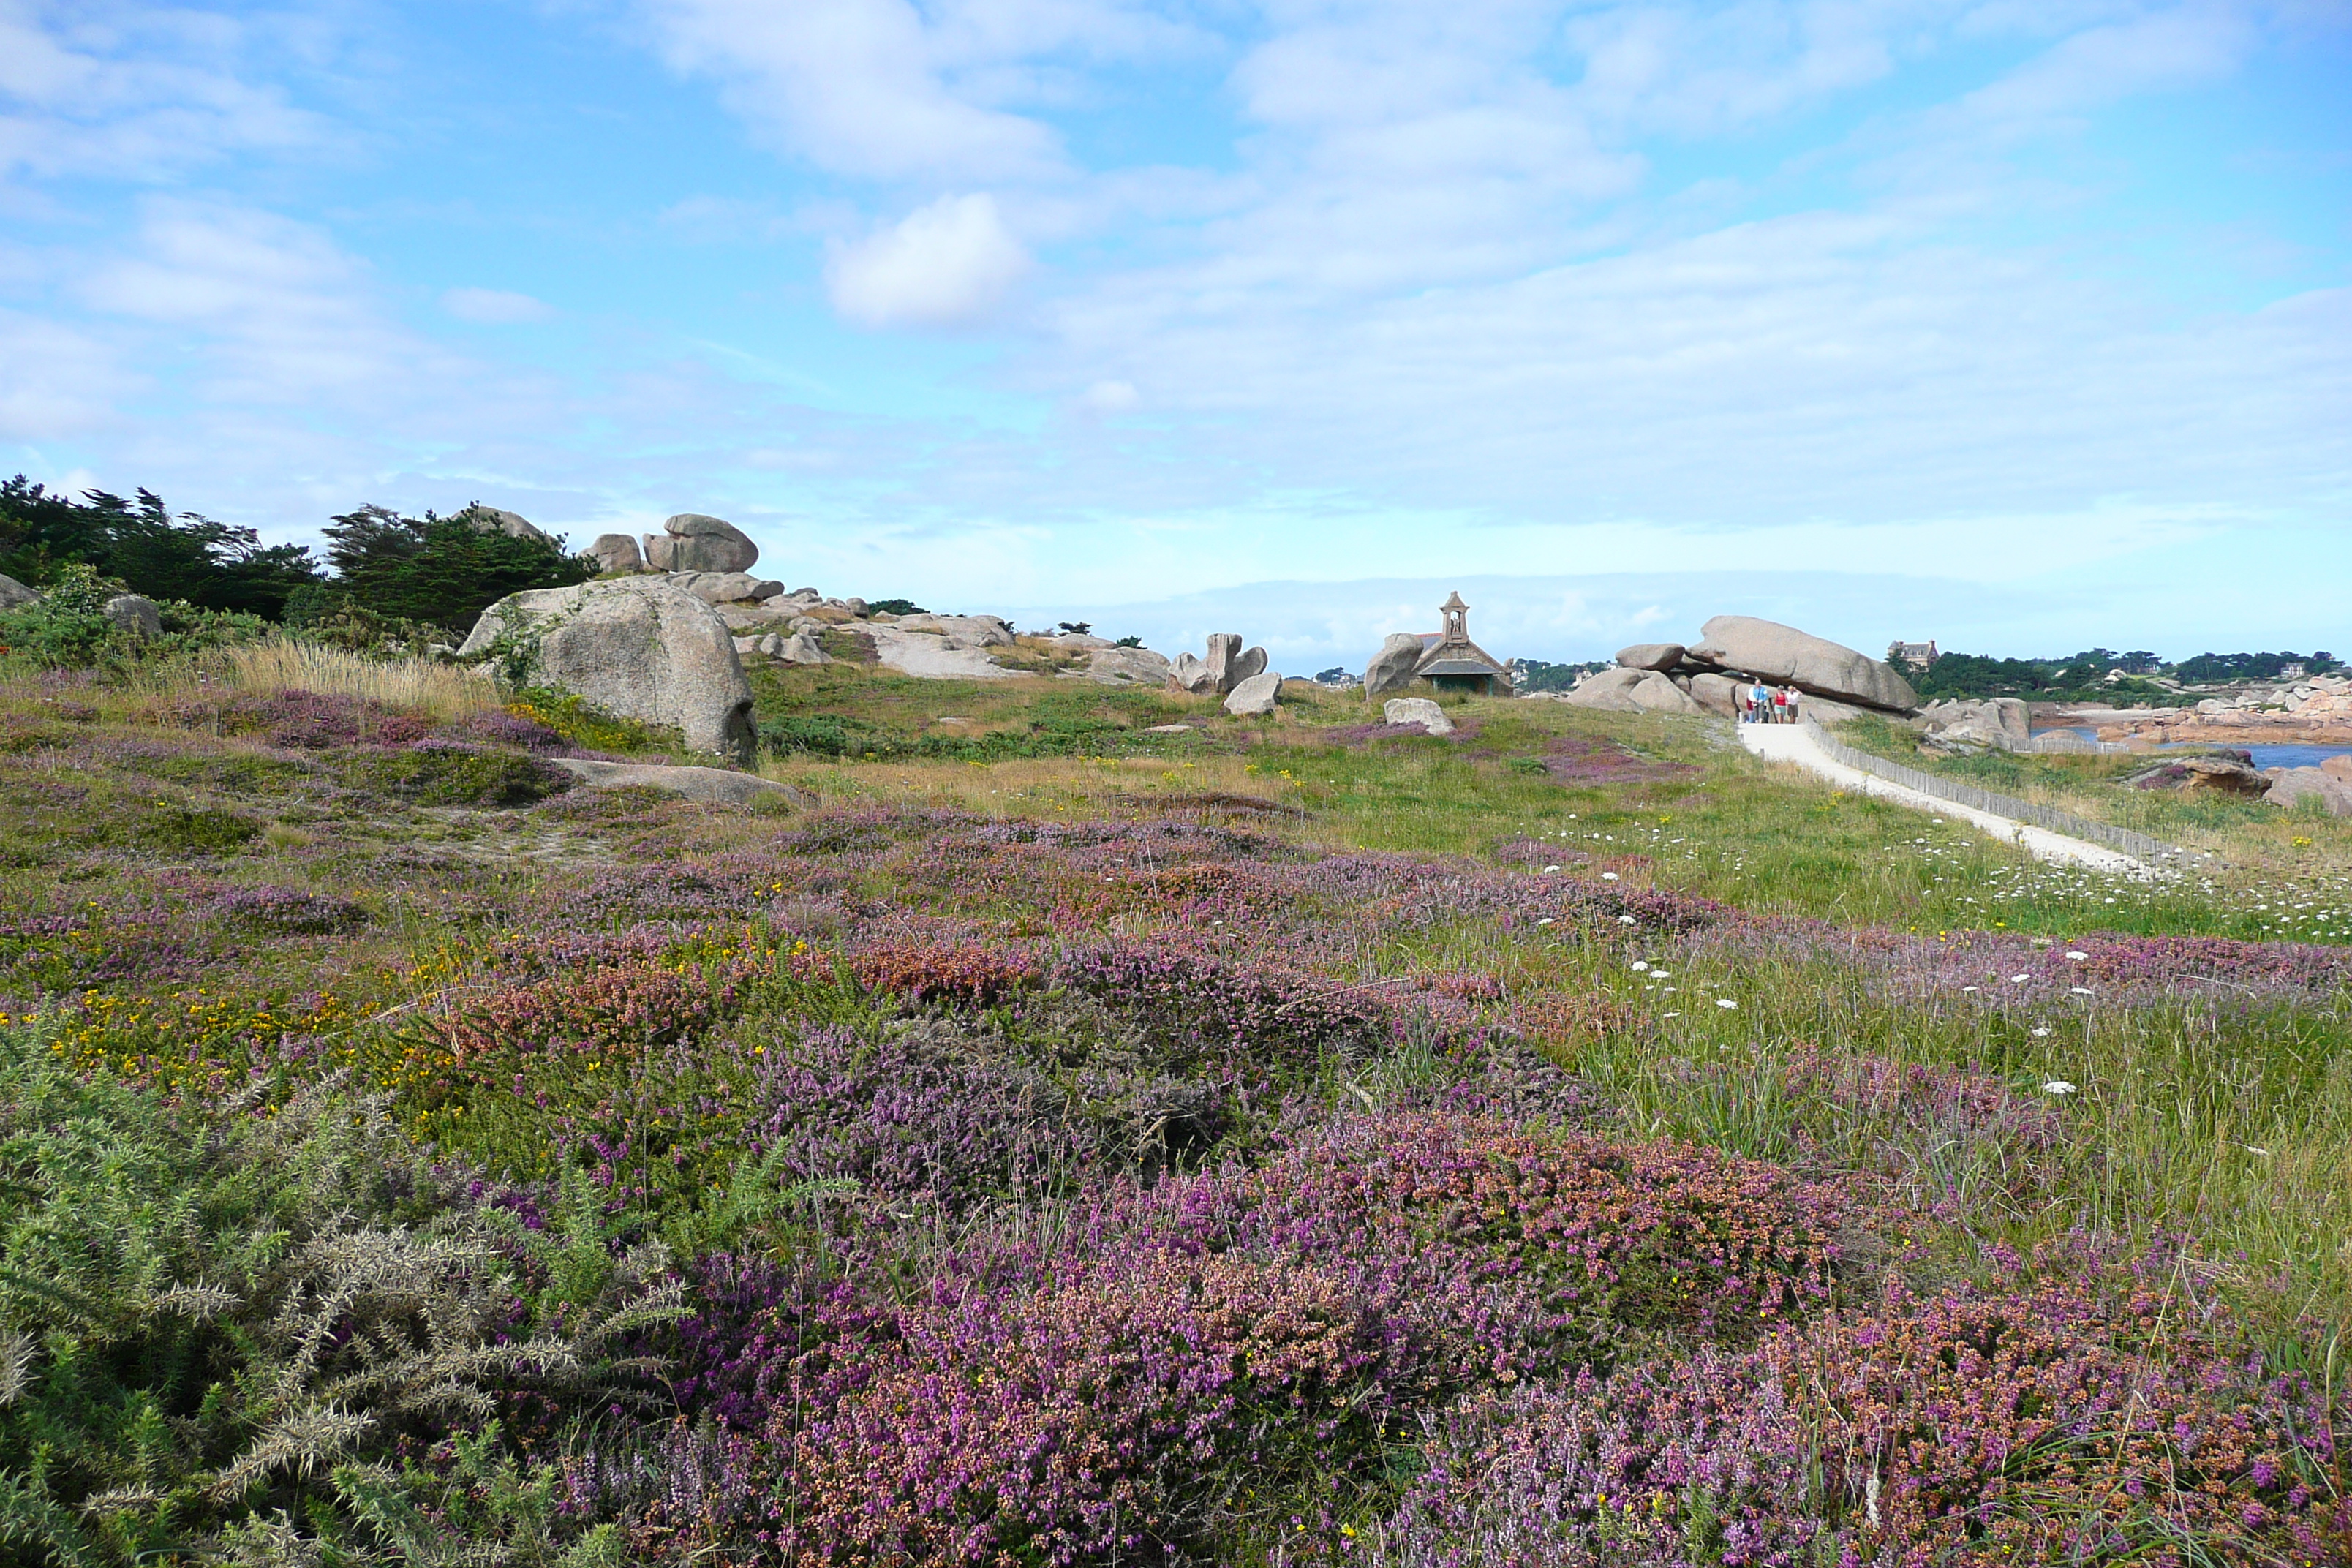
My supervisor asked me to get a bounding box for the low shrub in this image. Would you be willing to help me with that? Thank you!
[136,800,264,853]
[650,1117,1855,1564]
[209,883,369,934]
[1372,1274,2351,1567]
[344,741,574,807]
[0,1020,682,1565]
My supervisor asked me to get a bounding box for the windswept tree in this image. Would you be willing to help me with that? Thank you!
[308,504,595,637]
[0,476,324,619]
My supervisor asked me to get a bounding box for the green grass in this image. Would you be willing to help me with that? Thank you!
[4,657,2348,1338]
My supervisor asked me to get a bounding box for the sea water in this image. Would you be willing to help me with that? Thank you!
[2030,727,2352,772]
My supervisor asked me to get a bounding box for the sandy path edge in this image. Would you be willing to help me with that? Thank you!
[1736,722,2155,875]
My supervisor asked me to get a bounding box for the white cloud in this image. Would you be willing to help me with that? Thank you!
[1078,377,1138,412]
[442,286,556,324]
[637,0,1062,181]
[78,199,461,403]
[0,306,140,437]
[826,192,1030,328]
[0,1,329,181]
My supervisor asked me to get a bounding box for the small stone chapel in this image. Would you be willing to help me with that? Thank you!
[1414,592,1513,695]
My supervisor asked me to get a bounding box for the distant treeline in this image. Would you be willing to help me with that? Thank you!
[1515,657,1612,693]
[0,476,591,639]
[1909,646,2339,702]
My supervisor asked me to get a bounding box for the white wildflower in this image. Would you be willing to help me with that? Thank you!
[2032,1027,2052,1038]
[2065,951,2088,961]
[1602,872,1620,882]
[1630,961,1649,972]
[1716,998,1738,1009]
[2043,1079,2076,1095]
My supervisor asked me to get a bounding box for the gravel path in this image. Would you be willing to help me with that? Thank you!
[1737,721,2154,874]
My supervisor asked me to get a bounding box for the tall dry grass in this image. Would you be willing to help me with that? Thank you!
[0,636,506,727]
[215,638,502,722]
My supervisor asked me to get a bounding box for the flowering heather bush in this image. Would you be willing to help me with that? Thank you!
[790,1242,1420,1566]
[1537,734,1696,783]
[641,1117,1853,1565]
[208,882,369,934]
[848,940,1045,1004]
[162,686,431,749]
[731,1019,1150,1212]
[1049,941,1393,1080]
[1373,1275,2350,1567]
[1239,1115,1855,1362]
[440,960,761,1075]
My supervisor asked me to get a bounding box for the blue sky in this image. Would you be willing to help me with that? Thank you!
[2,0,2346,668]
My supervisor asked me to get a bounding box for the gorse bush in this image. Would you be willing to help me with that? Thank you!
[0,1019,684,1566]
[0,564,271,670]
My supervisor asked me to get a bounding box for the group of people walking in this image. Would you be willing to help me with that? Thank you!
[1741,680,1802,723]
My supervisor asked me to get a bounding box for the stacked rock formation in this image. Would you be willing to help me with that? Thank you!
[1562,616,1921,720]
[1170,633,1272,697]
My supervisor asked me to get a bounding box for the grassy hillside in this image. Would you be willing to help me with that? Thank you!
[1,648,2345,1564]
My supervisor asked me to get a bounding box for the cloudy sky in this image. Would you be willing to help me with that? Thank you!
[2,0,2345,667]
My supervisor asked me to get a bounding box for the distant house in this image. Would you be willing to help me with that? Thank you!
[1888,639,1939,671]
[1414,592,1513,694]
[2281,662,2307,681]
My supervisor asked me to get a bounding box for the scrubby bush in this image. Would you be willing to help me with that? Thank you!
[0,1019,682,1564]
[343,742,575,807]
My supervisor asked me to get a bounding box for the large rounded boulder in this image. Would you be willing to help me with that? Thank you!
[1363,633,1425,698]
[459,578,757,764]
[1687,615,1918,712]
[645,513,758,575]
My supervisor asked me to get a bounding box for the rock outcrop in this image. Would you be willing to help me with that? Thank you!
[1563,667,1648,712]
[893,614,1015,649]
[0,573,39,610]
[1169,652,1214,694]
[460,577,756,765]
[589,534,644,575]
[549,758,810,806]
[1565,667,1697,715]
[1363,633,1426,698]
[1224,671,1282,716]
[1085,645,1173,685]
[669,571,786,606]
[1686,615,1918,712]
[1382,697,1453,735]
[644,513,758,575]
[471,507,551,544]
[1615,642,1686,672]
[2266,767,2352,815]
[102,594,161,638]
[1921,697,2030,750]
[2121,755,2269,796]
[1688,671,1742,718]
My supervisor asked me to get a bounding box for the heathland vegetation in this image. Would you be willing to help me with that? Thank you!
[0,596,2347,1563]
